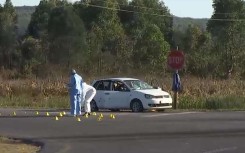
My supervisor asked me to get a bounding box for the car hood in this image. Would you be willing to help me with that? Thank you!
[134,89,170,96]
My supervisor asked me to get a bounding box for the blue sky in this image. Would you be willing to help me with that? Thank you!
[0,0,213,18]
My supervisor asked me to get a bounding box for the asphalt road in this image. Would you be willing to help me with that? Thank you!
[0,108,245,153]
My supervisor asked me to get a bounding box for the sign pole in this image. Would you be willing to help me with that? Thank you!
[167,46,184,110]
[173,70,178,110]
[173,46,179,110]
[174,46,179,109]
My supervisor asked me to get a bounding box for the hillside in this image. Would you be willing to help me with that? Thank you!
[15,6,209,36]
[173,16,209,32]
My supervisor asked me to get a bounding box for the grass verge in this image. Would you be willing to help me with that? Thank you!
[0,137,40,153]
[178,95,245,110]
[0,76,244,110]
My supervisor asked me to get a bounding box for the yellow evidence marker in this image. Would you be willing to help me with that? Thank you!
[99,113,103,118]
[46,112,50,116]
[59,112,63,117]
[55,116,59,121]
[36,111,39,115]
[77,117,81,122]
[110,114,116,119]
[97,117,102,121]
[85,114,89,118]
[63,111,66,115]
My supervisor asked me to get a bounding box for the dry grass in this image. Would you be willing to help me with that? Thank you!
[0,74,244,110]
[0,137,40,153]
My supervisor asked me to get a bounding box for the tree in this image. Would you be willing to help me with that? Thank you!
[119,0,172,73]
[20,37,43,75]
[207,0,245,78]
[78,0,129,74]
[0,0,18,68]
[48,5,86,67]
[122,0,173,45]
[133,24,170,73]
[28,0,70,38]
[73,0,104,31]
[28,0,54,38]
[183,25,203,52]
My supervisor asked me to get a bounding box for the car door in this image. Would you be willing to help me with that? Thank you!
[105,81,131,109]
[93,80,111,109]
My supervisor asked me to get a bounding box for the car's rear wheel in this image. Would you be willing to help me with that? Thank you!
[131,100,143,112]
[90,100,99,112]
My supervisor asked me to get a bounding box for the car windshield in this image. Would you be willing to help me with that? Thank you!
[124,80,154,90]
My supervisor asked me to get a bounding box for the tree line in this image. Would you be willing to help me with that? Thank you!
[0,0,244,79]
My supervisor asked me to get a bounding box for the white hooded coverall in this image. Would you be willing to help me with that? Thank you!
[81,82,96,113]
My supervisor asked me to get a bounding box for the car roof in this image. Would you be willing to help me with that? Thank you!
[94,78,139,81]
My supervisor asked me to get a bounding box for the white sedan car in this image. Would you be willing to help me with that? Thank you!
[90,78,172,112]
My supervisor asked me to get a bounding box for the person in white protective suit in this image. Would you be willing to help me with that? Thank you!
[67,69,83,117]
[81,82,96,116]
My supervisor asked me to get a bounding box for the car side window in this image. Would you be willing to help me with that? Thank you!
[95,80,111,91]
[112,81,129,92]
[93,81,100,89]
[102,81,111,91]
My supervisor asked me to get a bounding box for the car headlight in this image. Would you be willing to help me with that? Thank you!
[145,94,154,99]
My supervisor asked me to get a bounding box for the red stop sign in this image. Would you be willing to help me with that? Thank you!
[167,50,185,70]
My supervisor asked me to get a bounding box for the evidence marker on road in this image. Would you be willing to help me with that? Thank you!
[97,117,102,121]
[59,112,63,117]
[55,116,59,121]
[110,114,116,119]
[77,117,81,122]
[84,114,89,118]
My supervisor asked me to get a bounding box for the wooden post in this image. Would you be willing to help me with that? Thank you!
[173,70,178,110]
[173,46,179,110]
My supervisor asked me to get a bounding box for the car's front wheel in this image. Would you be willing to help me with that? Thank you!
[90,100,99,112]
[131,100,143,112]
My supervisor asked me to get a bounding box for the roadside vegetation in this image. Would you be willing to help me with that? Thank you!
[0,72,244,110]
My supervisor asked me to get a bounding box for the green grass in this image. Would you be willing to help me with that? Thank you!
[178,95,245,110]
[0,95,69,109]
[0,75,244,110]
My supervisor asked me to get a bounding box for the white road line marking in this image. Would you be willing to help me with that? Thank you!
[143,112,200,118]
[203,147,237,153]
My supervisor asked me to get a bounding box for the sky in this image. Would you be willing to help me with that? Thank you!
[0,0,214,18]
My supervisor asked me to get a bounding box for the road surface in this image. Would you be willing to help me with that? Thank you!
[0,108,245,153]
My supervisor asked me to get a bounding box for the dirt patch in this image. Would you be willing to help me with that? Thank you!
[0,137,41,153]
